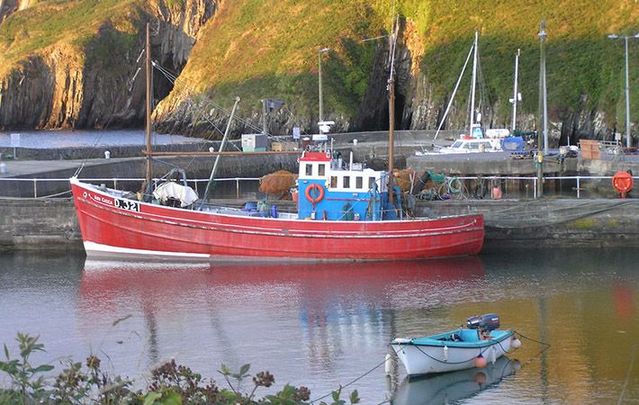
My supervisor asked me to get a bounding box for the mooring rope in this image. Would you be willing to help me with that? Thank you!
[310,358,386,404]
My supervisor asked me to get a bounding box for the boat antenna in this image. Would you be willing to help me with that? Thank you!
[144,22,153,200]
[387,16,399,204]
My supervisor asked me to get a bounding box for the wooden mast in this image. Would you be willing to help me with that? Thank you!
[144,22,153,192]
[387,18,398,205]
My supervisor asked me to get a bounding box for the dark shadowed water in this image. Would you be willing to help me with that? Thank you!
[1,250,638,404]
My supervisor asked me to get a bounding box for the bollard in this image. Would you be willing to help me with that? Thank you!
[104,150,111,159]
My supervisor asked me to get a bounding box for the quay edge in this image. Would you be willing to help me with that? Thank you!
[1,198,639,252]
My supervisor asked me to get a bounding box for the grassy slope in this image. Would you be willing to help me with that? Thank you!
[416,0,639,125]
[0,1,638,129]
[0,0,141,76]
[176,0,639,129]
[170,0,386,118]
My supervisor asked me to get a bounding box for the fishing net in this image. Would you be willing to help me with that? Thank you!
[259,170,298,199]
[393,168,416,193]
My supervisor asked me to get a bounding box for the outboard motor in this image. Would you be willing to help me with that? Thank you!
[467,313,500,332]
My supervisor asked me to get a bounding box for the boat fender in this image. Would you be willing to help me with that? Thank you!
[305,183,325,204]
[474,354,487,368]
[511,337,522,349]
[443,345,448,362]
[490,345,497,364]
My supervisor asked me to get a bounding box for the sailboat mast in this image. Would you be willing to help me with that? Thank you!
[144,22,153,189]
[511,49,520,132]
[469,31,478,136]
[539,22,548,155]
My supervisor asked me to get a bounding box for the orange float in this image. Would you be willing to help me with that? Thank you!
[612,171,634,198]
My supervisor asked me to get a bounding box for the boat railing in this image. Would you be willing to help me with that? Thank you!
[0,175,637,200]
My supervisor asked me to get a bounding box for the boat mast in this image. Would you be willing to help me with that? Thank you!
[387,17,399,204]
[511,49,520,133]
[144,22,153,193]
[469,31,478,137]
[539,21,548,155]
[202,96,241,202]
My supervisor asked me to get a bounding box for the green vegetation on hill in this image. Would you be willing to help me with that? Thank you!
[172,0,386,119]
[0,0,142,75]
[173,0,639,130]
[0,0,638,131]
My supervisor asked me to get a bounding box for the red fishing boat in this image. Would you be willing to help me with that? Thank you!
[69,23,484,261]
[70,171,483,261]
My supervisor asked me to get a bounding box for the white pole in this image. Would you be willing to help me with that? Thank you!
[511,49,520,133]
[469,31,478,136]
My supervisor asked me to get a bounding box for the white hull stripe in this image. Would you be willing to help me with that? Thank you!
[84,241,211,259]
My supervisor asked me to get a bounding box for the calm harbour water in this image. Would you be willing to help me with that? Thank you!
[1,249,638,404]
[0,130,203,148]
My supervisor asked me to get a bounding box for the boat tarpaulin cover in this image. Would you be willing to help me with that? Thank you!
[153,182,199,207]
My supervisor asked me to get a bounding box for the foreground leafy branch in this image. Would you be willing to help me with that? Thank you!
[0,333,360,405]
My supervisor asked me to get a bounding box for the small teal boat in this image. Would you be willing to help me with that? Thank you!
[391,314,521,376]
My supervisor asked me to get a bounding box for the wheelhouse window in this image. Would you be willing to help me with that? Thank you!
[355,176,363,189]
[305,164,313,176]
[369,177,376,189]
[342,176,350,188]
[318,164,325,176]
[330,176,338,188]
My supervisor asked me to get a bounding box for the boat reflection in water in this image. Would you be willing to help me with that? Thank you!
[392,356,520,405]
[78,257,484,376]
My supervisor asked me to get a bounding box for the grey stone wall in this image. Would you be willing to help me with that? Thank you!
[0,198,83,251]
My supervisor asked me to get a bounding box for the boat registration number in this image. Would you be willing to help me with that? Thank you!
[114,198,140,212]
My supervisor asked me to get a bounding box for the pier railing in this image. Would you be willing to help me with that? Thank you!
[0,175,636,200]
[0,177,261,199]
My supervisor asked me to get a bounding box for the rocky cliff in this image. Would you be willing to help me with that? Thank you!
[1,1,638,146]
[0,0,216,129]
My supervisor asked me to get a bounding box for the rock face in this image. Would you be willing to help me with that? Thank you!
[0,0,33,22]
[0,0,216,130]
[0,2,625,144]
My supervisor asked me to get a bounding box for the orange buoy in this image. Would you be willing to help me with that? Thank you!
[612,171,634,198]
[474,354,487,368]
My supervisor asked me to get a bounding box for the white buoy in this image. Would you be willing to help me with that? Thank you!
[384,353,394,375]
[511,338,522,349]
